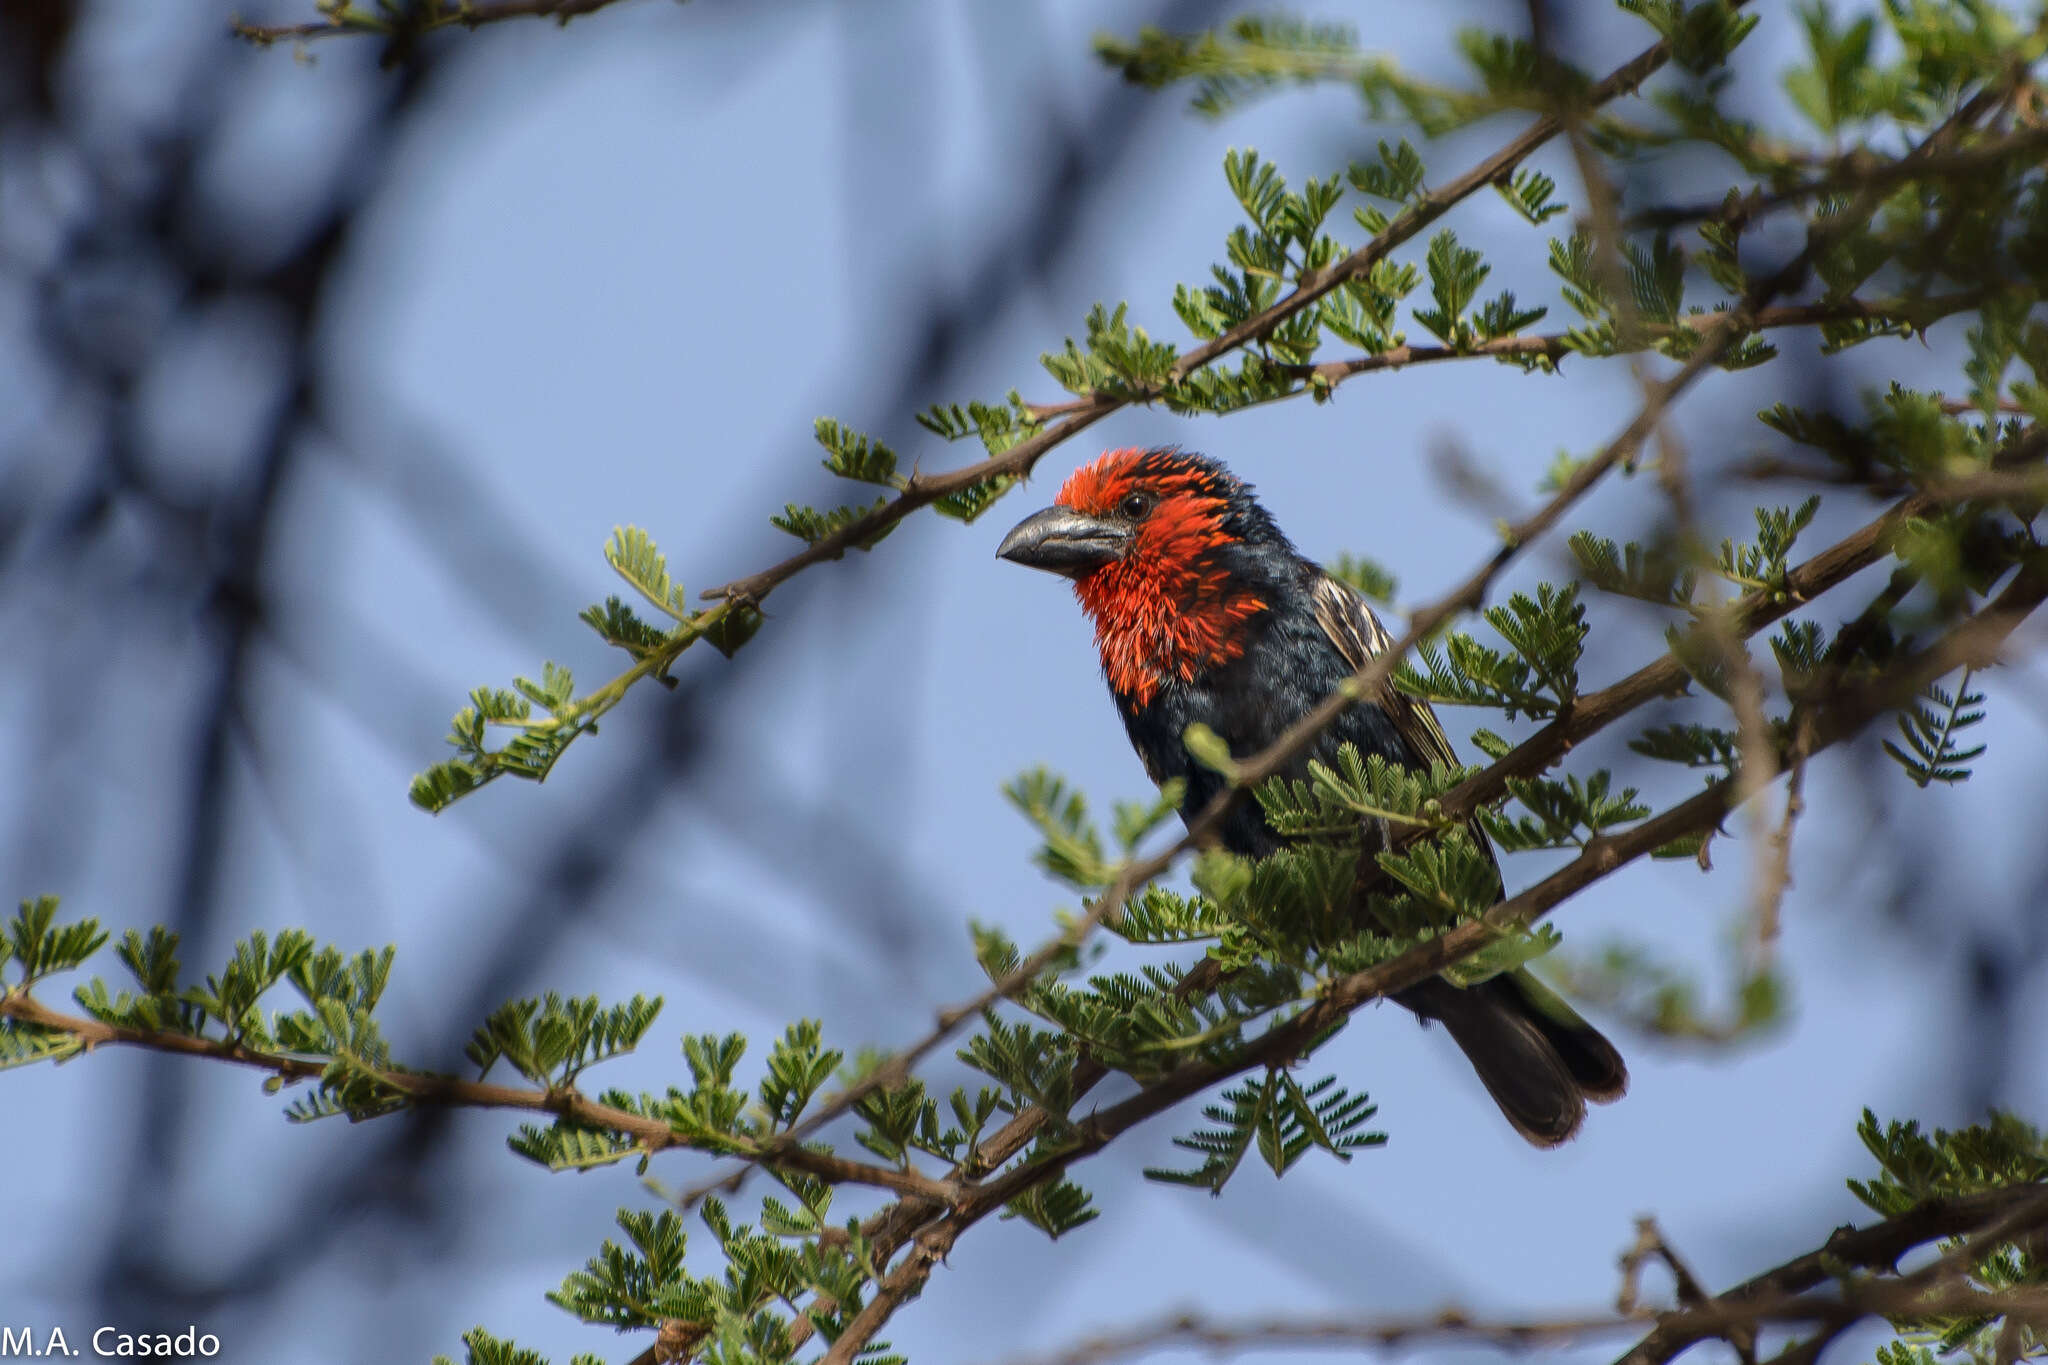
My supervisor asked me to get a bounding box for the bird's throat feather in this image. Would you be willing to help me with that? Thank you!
[1069,498,1266,707]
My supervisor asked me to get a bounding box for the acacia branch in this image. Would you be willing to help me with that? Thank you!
[1017,292,1986,424]
[0,990,960,1205]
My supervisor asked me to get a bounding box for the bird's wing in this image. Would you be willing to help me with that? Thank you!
[1310,569,1507,887]
[1307,570,1463,774]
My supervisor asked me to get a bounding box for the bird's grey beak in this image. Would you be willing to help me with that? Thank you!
[996,505,1132,578]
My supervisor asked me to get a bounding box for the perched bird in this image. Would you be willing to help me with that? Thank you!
[996,446,1625,1146]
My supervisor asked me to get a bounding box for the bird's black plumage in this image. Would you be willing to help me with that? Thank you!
[1000,448,1627,1146]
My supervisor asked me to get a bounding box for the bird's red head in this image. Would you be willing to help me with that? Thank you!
[997,447,1274,707]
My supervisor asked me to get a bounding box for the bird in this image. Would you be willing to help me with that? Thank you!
[995,445,1626,1146]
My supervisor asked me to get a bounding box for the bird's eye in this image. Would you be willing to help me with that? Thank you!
[1119,491,1155,519]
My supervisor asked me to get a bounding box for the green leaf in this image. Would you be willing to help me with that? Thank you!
[957,1015,1078,1120]
[0,1018,83,1070]
[1004,768,1110,888]
[1716,497,1821,595]
[1001,1175,1100,1238]
[1147,1069,1383,1192]
[1190,848,1255,910]
[432,1326,599,1365]
[1041,301,1178,400]
[759,1020,843,1130]
[1493,168,1567,223]
[467,992,663,1088]
[604,525,687,620]
[1096,16,1369,118]
[769,497,896,551]
[932,473,1018,523]
[1783,2,1893,135]
[1413,229,1489,346]
[1569,531,1697,609]
[6,896,107,985]
[1631,723,1740,776]
[1475,290,1547,341]
[1182,722,1239,779]
[1108,886,1226,945]
[1396,583,1586,720]
[1618,0,1758,72]
[704,603,764,658]
[513,661,575,714]
[410,758,485,814]
[1481,770,1650,852]
[814,418,904,488]
[1623,235,1687,327]
[507,1122,642,1173]
[547,1208,694,1331]
[1112,779,1186,853]
[1327,553,1399,605]
[1347,138,1426,204]
[578,594,671,662]
[1549,230,1609,322]
[1224,146,1289,230]
[1884,667,1988,787]
[916,393,1043,457]
[1256,745,1471,841]
[1374,827,1500,923]
[1849,1107,2048,1215]
[1441,927,1566,987]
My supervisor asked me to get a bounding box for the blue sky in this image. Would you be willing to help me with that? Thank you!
[5,3,2047,1363]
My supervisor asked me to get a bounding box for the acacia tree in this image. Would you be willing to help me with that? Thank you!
[6,3,2048,1363]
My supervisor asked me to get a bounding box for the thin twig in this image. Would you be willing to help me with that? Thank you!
[1618,1217,1752,1364]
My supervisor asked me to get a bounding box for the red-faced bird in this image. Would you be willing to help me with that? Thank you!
[997,446,1625,1146]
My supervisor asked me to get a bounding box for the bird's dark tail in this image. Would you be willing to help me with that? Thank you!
[1395,971,1627,1147]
